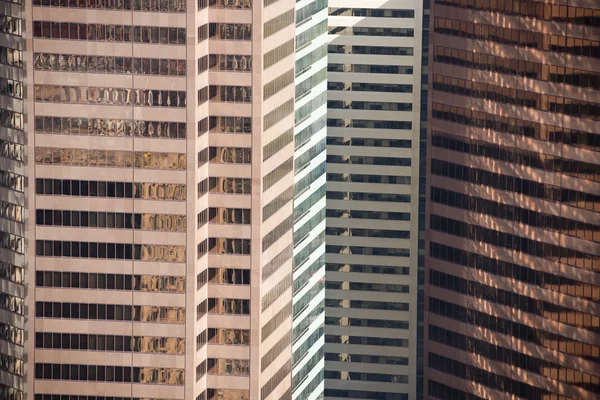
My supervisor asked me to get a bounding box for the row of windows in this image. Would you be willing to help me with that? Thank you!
[33,0,186,11]
[0,354,23,376]
[208,54,251,72]
[0,262,24,285]
[325,371,408,384]
[433,45,600,90]
[329,7,414,17]
[35,116,186,139]
[209,268,250,285]
[199,207,251,226]
[209,23,252,41]
[431,242,600,303]
[35,302,185,323]
[326,299,409,312]
[33,21,186,44]
[264,157,293,192]
[428,381,484,400]
[35,364,184,385]
[326,227,410,240]
[328,100,413,112]
[260,359,290,400]
[431,186,600,243]
[209,116,251,134]
[199,0,251,9]
[431,102,600,152]
[326,281,410,293]
[35,333,185,354]
[261,332,290,372]
[36,241,186,262]
[36,179,186,201]
[327,191,411,203]
[264,39,294,69]
[326,209,410,221]
[0,293,24,315]
[198,390,250,400]
[296,91,327,124]
[297,45,327,76]
[294,209,325,246]
[328,82,413,93]
[327,244,410,257]
[0,77,22,99]
[209,146,251,164]
[0,199,24,224]
[34,85,186,107]
[431,269,600,333]
[36,271,185,293]
[325,334,409,348]
[292,302,323,340]
[433,74,600,121]
[329,45,414,56]
[264,128,293,161]
[264,69,294,100]
[0,108,23,130]
[436,0,600,27]
[429,296,600,363]
[197,238,251,256]
[294,184,325,222]
[431,159,600,214]
[293,280,324,318]
[325,316,409,329]
[264,98,294,130]
[328,118,412,130]
[262,186,292,222]
[431,211,599,273]
[0,46,23,68]
[264,9,294,38]
[327,173,411,185]
[294,231,325,270]
[329,26,414,37]
[434,17,600,59]
[263,215,293,251]
[262,244,293,282]
[0,16,21,36]
[34,53,186,76]
[207,358,249,376]
[296,0,326,24]
[198,177,251,196]
[198,328,250,346]
[297,20,327,50]
[327,155,411,166]
[0,232,24,254]
[0,322,23,346]
[296,67,327,99]
[433,131,600,183]
[35,148,186,170]
[428,353,569,400]
[429,324,599,392]
[324,390,406,400]
[296,138,326,172]
[262,301,291,342]
[328,63,413,75]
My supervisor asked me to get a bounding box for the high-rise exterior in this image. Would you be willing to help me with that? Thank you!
[0,0,305,398]
[290,0,327,396]
[425,1,600,399]
[324,1,425,398]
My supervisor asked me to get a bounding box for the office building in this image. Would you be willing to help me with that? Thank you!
[0,0,304,397]
[426,1,600,399]
[290,0,328,396]
[324,0,426,398]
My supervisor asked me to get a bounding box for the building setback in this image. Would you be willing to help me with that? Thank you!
[324,0,425,398]
[425,0,600,399]
[0,0,304,397]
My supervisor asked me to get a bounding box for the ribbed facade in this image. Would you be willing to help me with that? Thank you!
[324,0,425,398]
[290,0,327,396]
[425,1,600,399]
[2,0,301,398]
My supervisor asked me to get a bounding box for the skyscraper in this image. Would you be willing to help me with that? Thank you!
[324,1,426,398]
[0,0,304,397]
[290,0,328,396]
[426,1,600,399]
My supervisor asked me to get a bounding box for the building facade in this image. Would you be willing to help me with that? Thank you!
[0,0,304,398]
[324,0,425,398]
[425,0,600,399]
[290,0,327,396]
